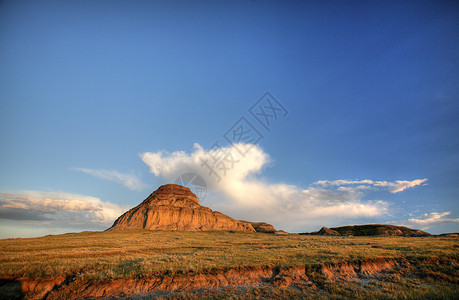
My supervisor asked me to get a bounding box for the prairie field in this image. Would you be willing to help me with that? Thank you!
[0,230,457,279]
[0,230,458,299]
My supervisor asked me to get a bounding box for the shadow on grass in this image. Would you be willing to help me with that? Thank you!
[0,278,24,300]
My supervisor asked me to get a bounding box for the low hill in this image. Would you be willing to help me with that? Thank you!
[437,233,459,237]
[329,224,431,237]
[301,224,431,236]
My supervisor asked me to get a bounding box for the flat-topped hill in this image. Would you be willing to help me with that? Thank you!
[109,184,255,232]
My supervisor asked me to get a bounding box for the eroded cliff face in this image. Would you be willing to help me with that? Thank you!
[5,256,455,300]
[109,184,255,232]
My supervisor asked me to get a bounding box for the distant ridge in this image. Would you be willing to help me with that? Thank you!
[302,224,431,237]
[437,233,459,237]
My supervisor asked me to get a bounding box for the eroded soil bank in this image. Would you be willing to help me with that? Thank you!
[1,256,457,299]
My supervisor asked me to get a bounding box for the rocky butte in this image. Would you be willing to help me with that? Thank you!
[109,184,257,232]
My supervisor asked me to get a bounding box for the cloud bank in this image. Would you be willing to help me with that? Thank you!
[73,168,147,191]
[315,179,428,193]
[0,191,127,227]
[405,211,459,227]
[140,143,427,231]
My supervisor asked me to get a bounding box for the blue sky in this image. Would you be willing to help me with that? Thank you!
[1,0,458,238]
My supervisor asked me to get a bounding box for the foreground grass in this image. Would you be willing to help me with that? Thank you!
[0,230,457,280]
[152,280,459,300]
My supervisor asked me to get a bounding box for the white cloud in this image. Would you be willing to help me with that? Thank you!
[376,179,428,193]
[73,167,147,191]
[0,191,127,226]
[315,179,376,186]
[406,211,459,227]
[140,143,424,231]
[315,178,427,193]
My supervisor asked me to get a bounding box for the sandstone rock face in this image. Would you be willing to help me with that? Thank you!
[240,221,277,233]
[317,227,340,236]
[109,184,255,232]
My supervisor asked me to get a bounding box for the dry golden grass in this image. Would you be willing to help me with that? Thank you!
[0,230,457,280]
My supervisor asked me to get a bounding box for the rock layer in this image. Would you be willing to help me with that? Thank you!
[109,184,255,232]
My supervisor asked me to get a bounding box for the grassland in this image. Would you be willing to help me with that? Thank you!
[0,230,457,280]
[0,230,458,299]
